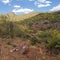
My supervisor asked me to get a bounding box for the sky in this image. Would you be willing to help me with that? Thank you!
[0,0,60,14]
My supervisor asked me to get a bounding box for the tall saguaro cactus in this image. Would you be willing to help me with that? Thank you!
[9,22,14,38]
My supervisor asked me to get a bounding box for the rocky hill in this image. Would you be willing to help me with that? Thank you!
[0,11,60,60]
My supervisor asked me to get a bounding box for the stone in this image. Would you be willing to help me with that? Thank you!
[20,44,29,54]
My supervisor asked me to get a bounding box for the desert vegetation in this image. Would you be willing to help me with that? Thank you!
[0,11,60,60]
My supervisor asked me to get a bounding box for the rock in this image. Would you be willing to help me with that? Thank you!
[10,48,19,52]
[42,56,46,60]
[20,44,29,54]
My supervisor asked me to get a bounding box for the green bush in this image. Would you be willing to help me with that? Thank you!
[34,30,60,49]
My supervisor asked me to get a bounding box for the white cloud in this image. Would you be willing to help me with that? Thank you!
[37,0,46,3]
[29,0,34,1]
[12,8,34,14]
[37,0,51,3]
[0,0,11,4]
[38,4,50,8]
[50,4,60,11]
[14,5,21,8]
[29,0,52,8]
[45,1,52,4]
[12,4,34,14]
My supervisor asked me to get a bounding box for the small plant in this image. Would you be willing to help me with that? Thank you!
[6,41,12,45]
[6,41,16,47]
[30,36,38,45]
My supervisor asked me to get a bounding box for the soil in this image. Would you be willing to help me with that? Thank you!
[0,37,60,60]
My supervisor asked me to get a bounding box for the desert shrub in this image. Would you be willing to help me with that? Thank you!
[30,31,48,45]
[36,31,49,42]
[13,24,33,39]
[6,40,16,47]
[46,30,60,49]
[30,36,38,45]
[32,30,60,50]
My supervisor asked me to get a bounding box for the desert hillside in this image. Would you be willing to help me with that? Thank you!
[0,11,60,60]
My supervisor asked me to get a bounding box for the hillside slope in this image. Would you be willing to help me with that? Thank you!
[16,12,40,21]
[0,11,60,60]
[0,12,40,21]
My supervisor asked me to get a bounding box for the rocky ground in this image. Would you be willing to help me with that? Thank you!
[0,37,60,60]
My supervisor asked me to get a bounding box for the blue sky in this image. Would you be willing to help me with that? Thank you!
[0,0,60,14]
